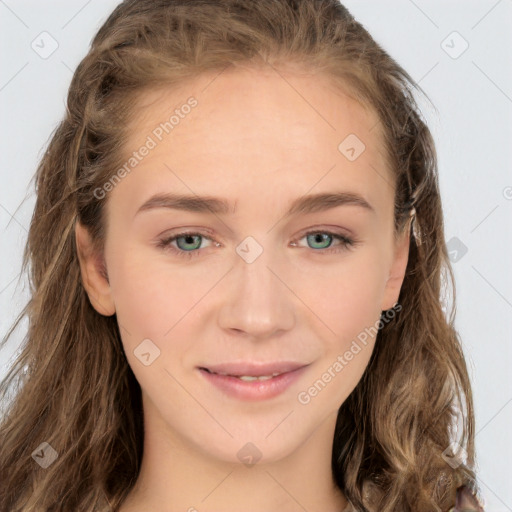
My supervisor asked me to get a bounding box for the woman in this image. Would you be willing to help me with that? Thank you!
[0,1,485,510]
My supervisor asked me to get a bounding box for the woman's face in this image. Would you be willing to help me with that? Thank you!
[77,64,409,465]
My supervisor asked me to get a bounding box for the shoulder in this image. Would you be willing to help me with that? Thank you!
[448,485,485,512]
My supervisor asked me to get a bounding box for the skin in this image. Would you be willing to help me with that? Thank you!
[76,63,410,512]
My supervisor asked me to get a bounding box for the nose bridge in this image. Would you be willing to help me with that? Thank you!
[218,234,295,337]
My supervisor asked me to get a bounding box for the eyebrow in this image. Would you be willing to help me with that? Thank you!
[135,191,375,218]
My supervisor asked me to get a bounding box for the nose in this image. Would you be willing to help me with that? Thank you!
[217,241,296,339]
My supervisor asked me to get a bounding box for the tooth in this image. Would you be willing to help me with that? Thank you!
[238,375,274,381]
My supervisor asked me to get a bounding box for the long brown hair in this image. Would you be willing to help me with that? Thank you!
[0,1,481,510]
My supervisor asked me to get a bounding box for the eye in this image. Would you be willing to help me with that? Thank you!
[156,228,358,259]
[156,231,216,259]
[292,229,357,254]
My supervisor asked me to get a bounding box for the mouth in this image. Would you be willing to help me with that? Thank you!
[197,362,309,401]
[199,367,285,381]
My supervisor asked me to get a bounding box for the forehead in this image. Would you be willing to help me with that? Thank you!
[130,65,383,145]
[114,65,394,217]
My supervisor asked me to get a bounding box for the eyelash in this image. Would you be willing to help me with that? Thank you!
[156,229,358,260]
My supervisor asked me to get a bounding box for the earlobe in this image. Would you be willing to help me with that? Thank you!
[75,221,116,317]
[381,226,411,311]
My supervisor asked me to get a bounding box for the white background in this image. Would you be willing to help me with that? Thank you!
[1,1,511,509]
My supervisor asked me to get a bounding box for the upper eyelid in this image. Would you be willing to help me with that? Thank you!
[160,225,354,241]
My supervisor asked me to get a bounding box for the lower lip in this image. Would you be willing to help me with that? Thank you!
[198,366,308,401]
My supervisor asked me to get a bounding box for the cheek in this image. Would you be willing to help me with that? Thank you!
[295,255,386,408]
[106,244,218,344]
[293,248,388,343]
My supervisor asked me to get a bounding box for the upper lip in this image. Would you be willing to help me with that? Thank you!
[199,361,309,377]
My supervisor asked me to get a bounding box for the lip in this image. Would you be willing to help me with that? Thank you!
[197,362,310,401]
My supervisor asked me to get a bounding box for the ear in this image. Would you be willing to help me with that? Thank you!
[75,220,116,316]
[380,221,411,311]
